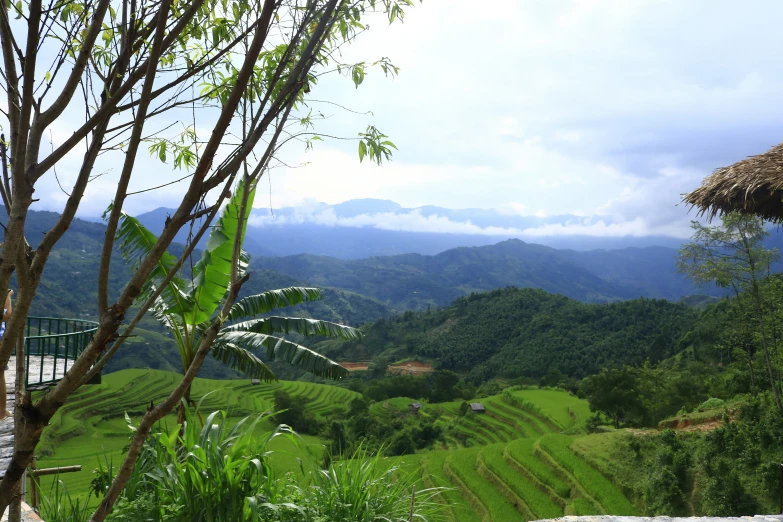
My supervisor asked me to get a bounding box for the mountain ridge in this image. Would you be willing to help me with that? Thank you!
[251,238,713,308]
[131,199,688,258]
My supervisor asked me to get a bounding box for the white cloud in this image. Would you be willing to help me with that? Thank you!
[25,0,783,239]
[249,204,692,239]
[251,208,529,235]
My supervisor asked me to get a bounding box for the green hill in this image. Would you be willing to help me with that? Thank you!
[320,287,699,381]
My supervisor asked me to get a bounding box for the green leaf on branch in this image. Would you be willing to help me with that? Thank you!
[351,64,365,88]
[358,126,396,165]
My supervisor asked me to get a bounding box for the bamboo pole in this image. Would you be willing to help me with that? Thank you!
[28,465,82,478]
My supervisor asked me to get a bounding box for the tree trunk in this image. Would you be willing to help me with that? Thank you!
[753,283,782,409]
[8,336,22,522]
[176,387,191,426]
[733,289,757,391]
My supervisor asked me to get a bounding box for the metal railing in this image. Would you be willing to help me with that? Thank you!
[23,317,99,388]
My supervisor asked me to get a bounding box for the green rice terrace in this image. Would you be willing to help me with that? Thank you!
[35,369,640,521]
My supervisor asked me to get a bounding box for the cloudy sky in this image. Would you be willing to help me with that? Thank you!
[38,1,783,238]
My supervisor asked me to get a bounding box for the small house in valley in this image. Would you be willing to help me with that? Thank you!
[250,379,260,385]
[470,403,485,414]
[409,402,422,413]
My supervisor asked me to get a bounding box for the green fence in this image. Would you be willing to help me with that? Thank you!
[23,317,99,388]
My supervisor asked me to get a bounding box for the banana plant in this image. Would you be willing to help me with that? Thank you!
[113,181,357,422]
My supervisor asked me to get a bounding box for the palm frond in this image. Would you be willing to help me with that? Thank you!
[223,316,361,340]
[150,292,179,332]
[211,340,277,382]
[185,180,256,325]
[113,210,188,311]
[216,331,348,380]
[226,287,323,322]
[149,294,193,372]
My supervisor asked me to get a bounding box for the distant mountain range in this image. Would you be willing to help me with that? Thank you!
[2,206,396,376]
[130,199,687,259]
[0,204,748,379]
[251,239,719,307]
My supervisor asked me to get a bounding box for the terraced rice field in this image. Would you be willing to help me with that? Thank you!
[388,388,637,521]
[36,371,635,521]
[34,369,360,505]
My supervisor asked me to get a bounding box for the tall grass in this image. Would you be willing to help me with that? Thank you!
[126,408,302,522]
[311,446,446,521]
[41,407,443,522]
[38,479,92,522]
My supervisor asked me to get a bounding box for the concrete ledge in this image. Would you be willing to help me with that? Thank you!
[534,515,783,522]
[1,502,44,521]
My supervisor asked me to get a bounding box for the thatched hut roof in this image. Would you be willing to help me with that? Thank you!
[684,141,783,222]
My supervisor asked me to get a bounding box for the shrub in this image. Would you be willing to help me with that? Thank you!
[586,412,604,433]
[701,462,759,516]
[72,407,445,522]
[644,467,686,515]
[698,397,725,411]
[94,409,303,522]
[273,389,321,434]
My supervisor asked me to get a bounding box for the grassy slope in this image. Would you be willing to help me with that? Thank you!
[509,389,593,431]
[538,434,637,515]
[35,369,359,504]
[381,387,637,521]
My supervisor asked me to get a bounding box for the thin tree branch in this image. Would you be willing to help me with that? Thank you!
[98,0,173,314]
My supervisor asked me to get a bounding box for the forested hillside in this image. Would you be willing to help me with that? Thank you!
[320,287,700,382]
[2,208,395,378]
[3,207,390,323]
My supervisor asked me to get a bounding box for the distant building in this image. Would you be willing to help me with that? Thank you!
[409,402,422,413]
[470,403,485,413]
[250,379,261,385]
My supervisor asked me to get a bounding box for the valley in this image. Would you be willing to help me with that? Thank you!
[10,205,783,520]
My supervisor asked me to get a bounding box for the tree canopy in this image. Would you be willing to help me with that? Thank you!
[0,0,416,517]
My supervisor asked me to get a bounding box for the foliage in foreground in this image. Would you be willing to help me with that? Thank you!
[42,407,444,522]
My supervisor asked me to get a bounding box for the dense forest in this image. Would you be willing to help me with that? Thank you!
[320,287,700,382]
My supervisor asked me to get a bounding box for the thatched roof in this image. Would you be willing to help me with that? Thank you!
[684,142,783,222]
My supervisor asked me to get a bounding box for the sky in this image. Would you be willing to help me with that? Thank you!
[33,0,783,238]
